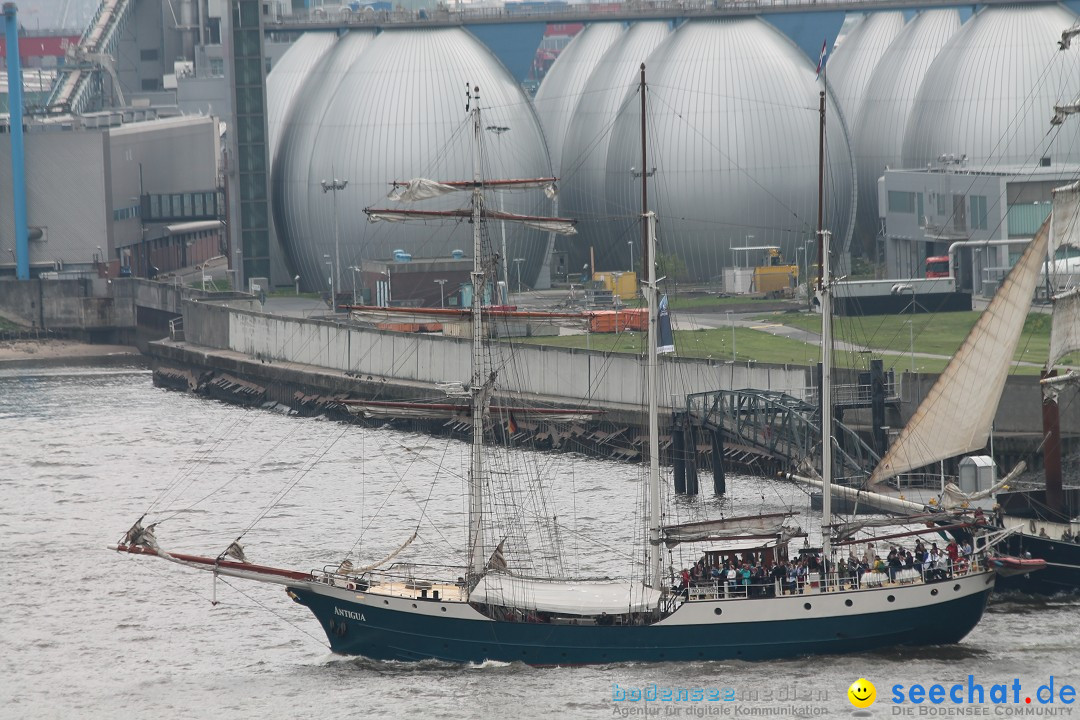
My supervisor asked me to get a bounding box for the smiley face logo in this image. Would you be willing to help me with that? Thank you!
[848,678,876,709]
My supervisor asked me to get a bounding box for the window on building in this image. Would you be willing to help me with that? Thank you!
[207,18,221,45]
[952,194,967,231]
[888,191,916,214]
[140,78,162,91]
[917,193,925,222]
[935,193,948,216]
[150,194,161,219]
[139,48,159,62]
[970,195,988,231]
[209,58,225,77]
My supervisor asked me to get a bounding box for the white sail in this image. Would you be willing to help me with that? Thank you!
[389,178,460,202]
[1050,181,1080,291]
[660,512,796,546]
[1050,287,1080,370]
[868,217,1050,486]
[471,572,661,615]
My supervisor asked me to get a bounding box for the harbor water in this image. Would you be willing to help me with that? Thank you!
[3,364,1078,719]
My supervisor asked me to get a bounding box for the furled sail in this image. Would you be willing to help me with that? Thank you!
[868,218,1049,486]
[387,177,560,202]
[1049,287,1080,370]
[365,207,577,235]
[470,572,662,615]
[388,178,459,202]
[660,512,796,546]
[1049,181,1080,292]
[940,461,1026,509]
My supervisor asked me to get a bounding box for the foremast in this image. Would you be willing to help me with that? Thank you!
[362,84,577,584]
[638,64,663,591]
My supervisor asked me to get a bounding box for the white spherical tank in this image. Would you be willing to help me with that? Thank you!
[557,21,673,275]
[851,9,961,256]
[603,18,857,281]
[272,28,555,293]
[902,4,1080,170]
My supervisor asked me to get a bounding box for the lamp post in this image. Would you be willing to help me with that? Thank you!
[628,240,634,274]
[434,278,448,308]
[349,266,361,305]
[324,254,334,307]
[727,310,736,361]
[294,275,300,295]
[486,125,511,290]
[513,257,525,294]
[321,172,348,303]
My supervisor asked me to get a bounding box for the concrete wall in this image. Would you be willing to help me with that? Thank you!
[182,302,809,407]
[900,371,1079,436]
[0,277,257,333]
[0,130,108,270]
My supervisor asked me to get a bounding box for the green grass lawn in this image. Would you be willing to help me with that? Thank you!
[524,327,819,366]
[755,310,1064,370]
[622,294,782,311]
[0,316,24,332]
[524,309,1072,377]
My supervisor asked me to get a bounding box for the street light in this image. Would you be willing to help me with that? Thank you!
[627,240,634,274]
[348,266,361,305]
[294,275,300,295]
[891,283,917,374]
[324,253,334,306]
[727,310,736,361]
[486,125,512,290]
[321,172,348,301]
[434,278,448,308]
[513,258,525,294]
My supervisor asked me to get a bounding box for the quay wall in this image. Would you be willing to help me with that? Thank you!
[182,301,809,408]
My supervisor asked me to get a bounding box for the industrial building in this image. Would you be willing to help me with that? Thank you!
[2,0,1079,293]
[0,111,222,278]
[881,162,1079,293]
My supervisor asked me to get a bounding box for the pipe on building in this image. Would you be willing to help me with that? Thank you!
[4,2,29,280]
[946,238,1022,281]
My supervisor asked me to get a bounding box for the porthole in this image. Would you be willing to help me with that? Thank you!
[953,584,961,592]
[383,600,389,605]
[931,589,939,596]
[441,606,447,612]
[887,595,895,603]
[713,608,723,616]
[844,599,853,607]
[804,603,812,610]
[412,603,417,608]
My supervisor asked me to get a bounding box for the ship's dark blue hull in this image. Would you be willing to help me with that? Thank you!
[288,583,994,665]
[995,533,1080,595]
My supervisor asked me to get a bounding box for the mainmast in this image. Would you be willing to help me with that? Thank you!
[816,90,833,566]
[640,64,663,591]
[467,84,486,580]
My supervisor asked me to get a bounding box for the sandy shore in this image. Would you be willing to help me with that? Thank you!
[0,339,143,366]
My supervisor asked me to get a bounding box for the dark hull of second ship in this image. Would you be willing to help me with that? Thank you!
[995,532,1080,595]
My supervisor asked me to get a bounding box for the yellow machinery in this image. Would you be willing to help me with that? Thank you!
[753,248,799,296]
[726,246,799,297]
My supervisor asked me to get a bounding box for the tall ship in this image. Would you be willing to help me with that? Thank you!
[113,69,1004,664]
